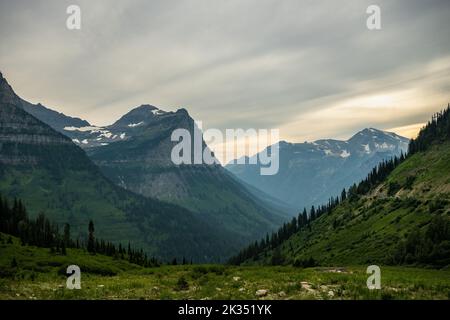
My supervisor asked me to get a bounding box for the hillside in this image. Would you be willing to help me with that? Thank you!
[232,107,450,267]
[226,128,409,210]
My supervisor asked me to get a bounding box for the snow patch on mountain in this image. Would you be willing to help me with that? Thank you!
[375,142,394,150]
[363,144,370,153]
[64,125,103,132]
[152,109,165,115]
[340,150,351,158]
[128,121,144,127]
[99,132,113,138]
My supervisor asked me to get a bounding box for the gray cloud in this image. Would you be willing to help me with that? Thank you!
[0,0,449,144]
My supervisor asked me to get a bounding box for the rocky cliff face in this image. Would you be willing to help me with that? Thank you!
[0,102,87,167]
[0,73,75,166]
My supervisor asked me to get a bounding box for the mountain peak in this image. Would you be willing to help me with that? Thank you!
[175,107,190,115]
[111,104,167,128]
[133,104,158,111]
[124,104,160,116]
[358,128,384,135]
[0,71,11,89]
[0,71,22,106]
[351,128,407,141]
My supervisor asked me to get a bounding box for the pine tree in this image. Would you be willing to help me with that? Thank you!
[61,241,67,255]
[11,257,18,268]
[87,220,95,254]
[310,205,316,221]
[302,208,308,226]
[341,188,347,202]
[63,223,71,248]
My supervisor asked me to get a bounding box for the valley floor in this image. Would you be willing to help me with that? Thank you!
[1,234,448,300]
[1,265,449,300]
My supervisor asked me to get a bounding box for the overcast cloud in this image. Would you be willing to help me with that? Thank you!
[0,0,449,151]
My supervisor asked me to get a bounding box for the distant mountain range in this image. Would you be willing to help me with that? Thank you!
[226,128,409,210]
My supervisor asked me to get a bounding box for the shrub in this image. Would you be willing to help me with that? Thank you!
[428,199,447,214]
[10,257,18,268]
[271,248,285,265]
[293,257,318,268]
[387,181,401,196]
[404,176,416,189]
[175,276,189,291]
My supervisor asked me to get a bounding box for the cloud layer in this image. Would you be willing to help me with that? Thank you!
[0,0,449,148]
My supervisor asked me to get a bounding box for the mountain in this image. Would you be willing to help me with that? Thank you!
[7,76,289,224]
[83,105,287,241]
[10,84,288,241]
[226,128,409,210]
[0,72,288,260]
[0,71,249,262]
[56,104,167,148]
[231,106,450,267]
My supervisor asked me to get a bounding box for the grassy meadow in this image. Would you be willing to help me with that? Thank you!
[1,234,449,300]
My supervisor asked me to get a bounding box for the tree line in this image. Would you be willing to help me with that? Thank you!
[347,153,405,198]
[347,104,449,198]
[0,194,160,267]
[409,104,450,154]
[228,193,344,265]
[228,153,407,265]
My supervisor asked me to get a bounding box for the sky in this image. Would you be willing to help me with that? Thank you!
[0,0,449,156]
